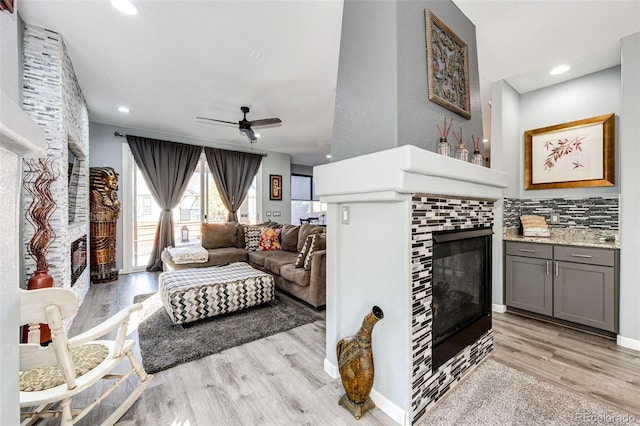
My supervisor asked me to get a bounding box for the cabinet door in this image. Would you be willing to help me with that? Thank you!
[506,255,553,316]
[554,261,616,332]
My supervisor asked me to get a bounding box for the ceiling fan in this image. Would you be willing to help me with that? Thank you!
[197,106,281,143]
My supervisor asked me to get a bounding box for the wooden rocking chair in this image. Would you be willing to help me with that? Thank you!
[19,287,152,425]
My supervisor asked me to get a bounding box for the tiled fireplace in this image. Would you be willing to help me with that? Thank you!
[315,145,508,425]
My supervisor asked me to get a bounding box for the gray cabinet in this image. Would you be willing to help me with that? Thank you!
[505,241,619,333]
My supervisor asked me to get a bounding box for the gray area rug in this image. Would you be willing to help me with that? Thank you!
[133,293,315,374]
[421,358,638,425]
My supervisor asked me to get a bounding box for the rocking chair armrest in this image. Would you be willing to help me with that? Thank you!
[69,303,142,346]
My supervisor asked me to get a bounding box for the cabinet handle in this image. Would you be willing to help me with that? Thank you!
[519,248,536,253]
[555,262,559,276]
[570,253,593,259]
[546,261,550,275]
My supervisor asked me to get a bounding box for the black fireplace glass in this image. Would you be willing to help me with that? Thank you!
[431,227,492,371]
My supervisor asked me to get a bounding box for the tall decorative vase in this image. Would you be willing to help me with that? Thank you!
[336,305,384,419]
[22,270,54,343]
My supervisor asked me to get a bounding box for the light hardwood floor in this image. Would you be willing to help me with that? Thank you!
[36,272,640,425]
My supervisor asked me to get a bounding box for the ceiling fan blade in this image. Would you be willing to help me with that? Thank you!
[249,118,281,127]
[196,117,238,125]
[240,127,258,141]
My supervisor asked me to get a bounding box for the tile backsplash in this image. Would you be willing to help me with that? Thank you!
[504,197,619,230]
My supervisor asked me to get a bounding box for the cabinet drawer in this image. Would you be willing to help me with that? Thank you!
[505,242,552,259]
[554,245,615,266]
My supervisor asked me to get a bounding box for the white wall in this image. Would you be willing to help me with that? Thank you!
[490,80,520,199]
[619,32,640,347]
[89,122,292,269]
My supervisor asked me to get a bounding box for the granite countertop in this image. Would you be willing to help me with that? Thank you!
[503,228,620,250]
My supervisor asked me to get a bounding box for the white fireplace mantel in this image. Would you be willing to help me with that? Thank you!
[314,145,509,425]
[314,145,508,203]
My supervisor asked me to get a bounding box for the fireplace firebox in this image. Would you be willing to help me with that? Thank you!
[431,227,492,372]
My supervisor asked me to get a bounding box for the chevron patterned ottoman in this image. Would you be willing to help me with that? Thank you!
[159,262,275,325]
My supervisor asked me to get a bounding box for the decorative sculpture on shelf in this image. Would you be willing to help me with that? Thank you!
[336,305,384,420]
[90,167,121,283]
[23,155,59,343]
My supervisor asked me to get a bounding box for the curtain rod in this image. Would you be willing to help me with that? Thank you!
[114,131,268,157]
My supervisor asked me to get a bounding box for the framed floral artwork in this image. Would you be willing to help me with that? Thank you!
[425,9,471,120]
[524,113,615,190]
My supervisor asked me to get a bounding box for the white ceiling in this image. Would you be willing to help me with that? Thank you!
[17,1,640,166]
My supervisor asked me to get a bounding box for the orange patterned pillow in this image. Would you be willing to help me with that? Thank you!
[258,227,281,251]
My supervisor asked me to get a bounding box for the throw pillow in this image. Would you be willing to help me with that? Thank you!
[200,222,236,249]
[244,226,262,251]
[280,224,300,252]
[258,227,281,251]
[303,232,326,271]
[294,233,314,268]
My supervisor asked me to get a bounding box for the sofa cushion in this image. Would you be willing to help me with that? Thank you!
[258,227,281,251]
[295,233,314,268]
[297,224,326,252]
[201,222,237,249]
[244,226,262,251]
[248,249,282,267]
[280,264,311,287]
[263,251,298,275]
[304,233,326,271]
[280,224,300,252]
[236,223,246,248]
[162,247,248,270]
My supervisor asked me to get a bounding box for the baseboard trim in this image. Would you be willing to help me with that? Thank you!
[492,304,507,313]
[370,389,409,426]
[617,335,640,351]
[324,358,339,379]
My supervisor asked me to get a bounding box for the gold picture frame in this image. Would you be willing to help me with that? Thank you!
[269,174,282,200]
[524,113,615,190]
[425,9,471,120]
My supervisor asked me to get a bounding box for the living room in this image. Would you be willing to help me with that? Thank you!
[2,0,640,425]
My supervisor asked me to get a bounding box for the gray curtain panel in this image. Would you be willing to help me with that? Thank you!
[204,147,263,222]
[126,135,202,271]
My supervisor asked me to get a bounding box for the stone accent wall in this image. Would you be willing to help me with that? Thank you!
[22,24,90,304]
[411,195,494,421]
[504,197,619,230]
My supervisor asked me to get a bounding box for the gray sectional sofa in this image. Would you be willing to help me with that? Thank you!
[160,222,326,309]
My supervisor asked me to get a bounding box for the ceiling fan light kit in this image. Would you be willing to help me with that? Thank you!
[197,106,281,143]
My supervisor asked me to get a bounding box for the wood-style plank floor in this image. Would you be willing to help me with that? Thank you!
[32,272,640,425]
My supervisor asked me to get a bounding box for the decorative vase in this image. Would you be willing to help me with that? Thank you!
[336,305,384,419]
[23,270,54,344]
[455,143,469,162]
[472,150,484,166]
[437,137,451,157]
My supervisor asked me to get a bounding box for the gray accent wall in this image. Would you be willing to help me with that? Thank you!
[332,0,484,162]
[619,32,640,344]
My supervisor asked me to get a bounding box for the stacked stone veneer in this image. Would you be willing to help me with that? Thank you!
[22,24,90,305]
[504,197,619,230]
[411,195,494,422]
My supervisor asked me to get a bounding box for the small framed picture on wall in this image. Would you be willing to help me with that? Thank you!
[270,174,282,200]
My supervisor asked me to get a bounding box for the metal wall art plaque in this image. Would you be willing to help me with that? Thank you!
[425,9,471,120]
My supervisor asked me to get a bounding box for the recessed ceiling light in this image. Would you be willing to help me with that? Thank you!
[326,154,332,159]
[254,133,261,138]
[111,0,137,15]
[482,139,488,143]
[549,65,570,75]
[117,106,130,113]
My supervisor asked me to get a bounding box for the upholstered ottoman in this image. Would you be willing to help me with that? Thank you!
[159,262,275,325]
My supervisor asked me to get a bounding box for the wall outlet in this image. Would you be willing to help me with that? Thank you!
[551,214,559,223]
[265,211,271,216]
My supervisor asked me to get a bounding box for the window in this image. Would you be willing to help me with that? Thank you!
[124,149,259,272]
[291,174,326,225]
